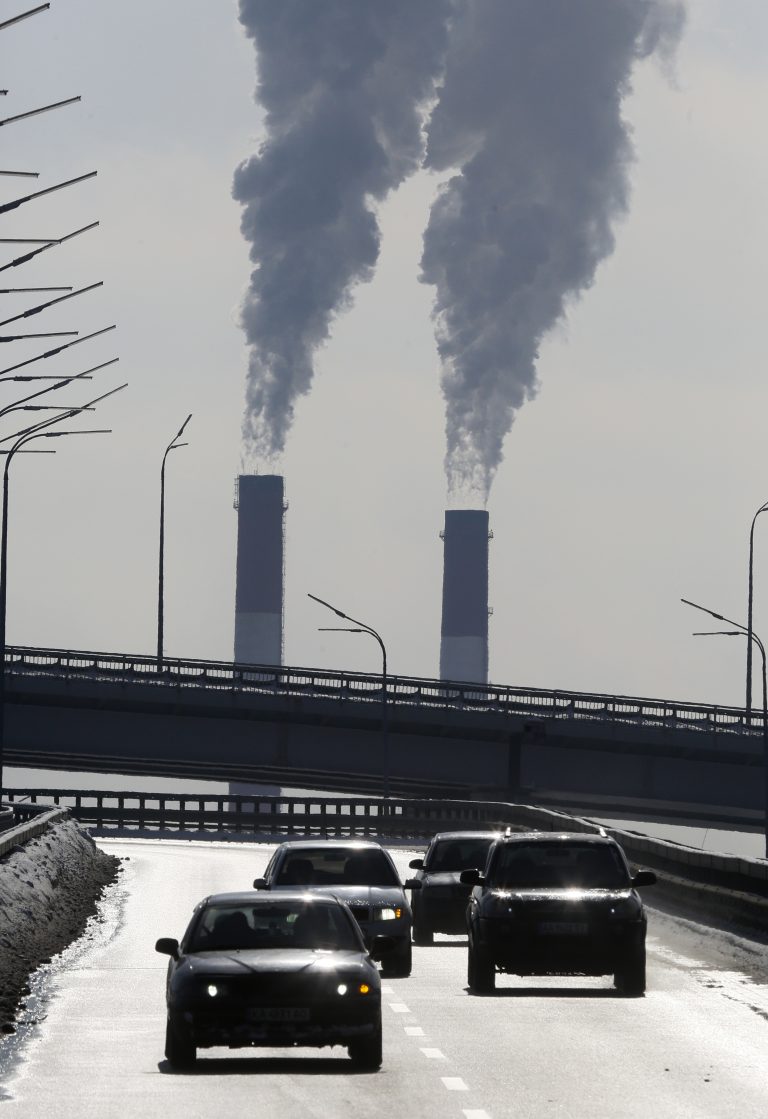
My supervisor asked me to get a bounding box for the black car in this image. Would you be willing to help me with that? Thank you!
[156,892,382,1069]
[408,831,499,944]
[253,840,419,977]
[462,832,657,996]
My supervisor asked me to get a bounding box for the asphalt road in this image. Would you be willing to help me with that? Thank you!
[2,838,768,1118]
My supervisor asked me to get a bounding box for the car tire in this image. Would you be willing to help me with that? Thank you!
[614,946,646,997]
[412,919,434,947]
[467,939,495,993]
[165,1014,196,1069]
[348,1022,383,1070]
[382,937,412,978]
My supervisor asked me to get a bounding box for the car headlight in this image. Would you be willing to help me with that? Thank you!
[204,982,228,997]
[482,891,516,917]
[608,898,641,919]
[336,981,372,996]
[374,906,402,921]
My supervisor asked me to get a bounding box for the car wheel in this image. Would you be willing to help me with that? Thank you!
[348,1022,382,1070]
[165,1014,196,1069]
[412,919,434,946]
[382,937,412,978]
[614,946,646,997]
[467,940,495,993]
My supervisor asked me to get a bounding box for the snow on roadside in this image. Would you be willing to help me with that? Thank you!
[0,816,120,1033]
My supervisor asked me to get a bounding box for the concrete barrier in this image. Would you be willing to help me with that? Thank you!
[0,805,70,857]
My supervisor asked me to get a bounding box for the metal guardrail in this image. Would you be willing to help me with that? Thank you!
[2,789,509,839]
[4,644,764,740]
[5,789,767,904]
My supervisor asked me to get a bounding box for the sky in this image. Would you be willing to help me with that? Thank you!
[1,0,768,711]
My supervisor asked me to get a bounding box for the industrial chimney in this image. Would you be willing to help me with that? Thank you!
[439,509,490,684]
[234,473,285,666]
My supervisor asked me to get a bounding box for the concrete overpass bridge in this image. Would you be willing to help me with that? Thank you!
[1,645,765,828]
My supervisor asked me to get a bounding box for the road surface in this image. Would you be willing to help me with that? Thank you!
[1,837,767,1118]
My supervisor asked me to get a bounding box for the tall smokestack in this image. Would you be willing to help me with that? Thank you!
[234,474,285,665]
[439,509,490,684]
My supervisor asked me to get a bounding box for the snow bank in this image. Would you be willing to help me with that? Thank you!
[0,811,119,1032]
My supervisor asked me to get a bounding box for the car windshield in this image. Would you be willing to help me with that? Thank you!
[187,902,361,952]
[273,847,400,888]
[489,842,629,889]
[426,837,494,873]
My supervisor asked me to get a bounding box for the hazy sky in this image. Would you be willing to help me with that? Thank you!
[2,0,767,711]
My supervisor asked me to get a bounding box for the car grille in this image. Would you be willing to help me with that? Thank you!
[348,905,370,923]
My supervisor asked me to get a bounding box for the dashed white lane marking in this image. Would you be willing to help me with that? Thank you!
[442,1077,469,1091]
[381,985,394,995]
[404,1025,424,1036]
[420,1047,446,1060]
[463,1111,491,1119]
[389,1002,410,1014]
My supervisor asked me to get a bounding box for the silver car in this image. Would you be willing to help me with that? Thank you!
[253,840,420,977]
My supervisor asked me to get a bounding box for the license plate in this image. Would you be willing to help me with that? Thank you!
[538,921,588,936]
[247,1007,310,1022]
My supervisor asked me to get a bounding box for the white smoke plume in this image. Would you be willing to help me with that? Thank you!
[421,0,686,504]
[234,0,453,467]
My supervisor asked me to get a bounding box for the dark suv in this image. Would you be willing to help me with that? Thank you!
[462,832,656,996]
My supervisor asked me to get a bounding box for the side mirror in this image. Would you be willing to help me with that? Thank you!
[155,937,179,958]
[408,858,424,870]
[459,868,484,886]
[404,878,422,890]
[631,870,657,888]
[252,877,268,889]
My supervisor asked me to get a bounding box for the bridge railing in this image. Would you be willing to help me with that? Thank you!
[4,644,763,739]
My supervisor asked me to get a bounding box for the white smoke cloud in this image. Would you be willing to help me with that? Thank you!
[421,0,686,503]
[234,0,453,467]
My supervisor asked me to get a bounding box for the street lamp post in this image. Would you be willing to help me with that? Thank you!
[308,592,390,799]
[0,382,125,796]
[0,425,112,795]
[157,415,192,672]
[682,596,768,858]
[0,324,115,379]
[746,501,768,720]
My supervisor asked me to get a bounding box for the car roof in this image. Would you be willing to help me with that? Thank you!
[200,891,351,907]
[275,839,384,851]
[495,831,619,846]
[429,831,502,842]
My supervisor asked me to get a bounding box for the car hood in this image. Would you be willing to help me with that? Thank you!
[273,885,406,908]
[180,949,371,977]
[486,887,635,903]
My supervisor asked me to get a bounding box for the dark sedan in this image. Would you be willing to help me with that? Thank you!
[254,840,419,977]
[408,831,499,944]
[156,892,382,1069]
